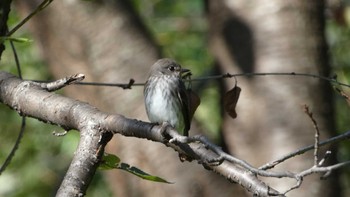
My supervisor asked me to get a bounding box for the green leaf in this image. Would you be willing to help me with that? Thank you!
[99,153,121,170]
[99,153,172,183]
[119,163,173,184]
[0,36,33,43]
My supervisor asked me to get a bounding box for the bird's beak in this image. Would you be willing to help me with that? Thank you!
[180,68,191,79]
[180,68,190,74]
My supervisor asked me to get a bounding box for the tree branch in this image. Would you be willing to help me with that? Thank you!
[1,71,349,196]
[259,130,350,170]
[0,71,280,196]
[56,127,112,196]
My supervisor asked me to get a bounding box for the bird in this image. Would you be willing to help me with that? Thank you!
[144,58,191,136]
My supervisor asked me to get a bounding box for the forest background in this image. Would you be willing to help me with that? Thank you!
[1,0,350,196]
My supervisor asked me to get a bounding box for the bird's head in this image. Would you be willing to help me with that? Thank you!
[150,58,190,77]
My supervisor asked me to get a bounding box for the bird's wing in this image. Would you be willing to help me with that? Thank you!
[178,80,190,136]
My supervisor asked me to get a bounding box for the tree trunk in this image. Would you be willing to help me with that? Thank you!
[208,0,340,196]
[0,0,11,58]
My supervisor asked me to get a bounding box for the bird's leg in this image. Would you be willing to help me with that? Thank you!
[159,122,174,141]
[156,122,192,162]
[157,121,188,143]
[168,132,188,144]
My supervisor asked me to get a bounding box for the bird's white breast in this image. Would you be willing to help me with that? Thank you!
[145,77,183,131]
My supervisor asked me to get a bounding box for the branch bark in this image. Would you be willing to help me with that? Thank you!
[2,71,349,196]
[0,71,281,196]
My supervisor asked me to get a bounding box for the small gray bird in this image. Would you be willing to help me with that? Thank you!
[144,58,191,136]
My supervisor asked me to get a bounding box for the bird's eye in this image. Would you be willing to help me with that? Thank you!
[168,66,175,72]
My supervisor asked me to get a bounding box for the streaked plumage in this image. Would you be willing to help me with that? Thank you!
[144,58,190,136]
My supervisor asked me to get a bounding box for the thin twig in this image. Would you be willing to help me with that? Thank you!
[193,72,349,88]
[50,72,350,89]
[303,105,320,166]
[9,40,22,79]
[172,134,296,178]
[6,0,54,37]
[259,130,350,170]
[0,117,26,175]
[33,74,85,91]
[74,80,143,88]
[282,159,350,195]
[0,39,26,175]
[283,176,303,195]
[335,87,350,103]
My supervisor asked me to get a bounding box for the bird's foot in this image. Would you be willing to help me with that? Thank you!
[158,122,188,143]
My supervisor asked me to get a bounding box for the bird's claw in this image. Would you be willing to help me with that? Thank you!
[169,135,188,143]
[159,122,188,143]
[159,122,171,137]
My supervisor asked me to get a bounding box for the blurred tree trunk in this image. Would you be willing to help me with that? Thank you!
[207,0,340,196]
[0,0,11,57]
[16,0,240,196]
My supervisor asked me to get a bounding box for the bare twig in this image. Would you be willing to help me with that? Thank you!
[283,160,350,194]
[9,40,22,79]
[193,72,350,88]
[335,87,350,103]
[0,38,27,176]
[1,72,350,196]
[299,161,350,177]
[33,73,85,91]
[6,0,54,37]
[259,130,350,170]
[283,176,302,195]
[29,72,350,92]
[303,105,320,166]
[0,117,26,175]
[72,79,142,88]
[121,79,135,89]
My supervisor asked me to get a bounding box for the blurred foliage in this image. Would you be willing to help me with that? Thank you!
[0,105,79,196]
[326,5,350,154]
[132,0,221,141]
[1,0,350,196]
[0,1,214,196]
[0,10,48,80]
[132,0,211,73]
[0,7,98,197]
[326,3,350,196]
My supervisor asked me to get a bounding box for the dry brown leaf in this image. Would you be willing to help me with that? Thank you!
[223,85,241,119]
[187,89,201,121]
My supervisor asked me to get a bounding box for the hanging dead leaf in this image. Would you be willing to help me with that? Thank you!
[223,85,241,119]
[187,89,201,121]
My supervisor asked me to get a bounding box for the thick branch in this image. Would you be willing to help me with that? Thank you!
[2,71,350,196]
[56,127,112,196]
[0,71,279,196]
